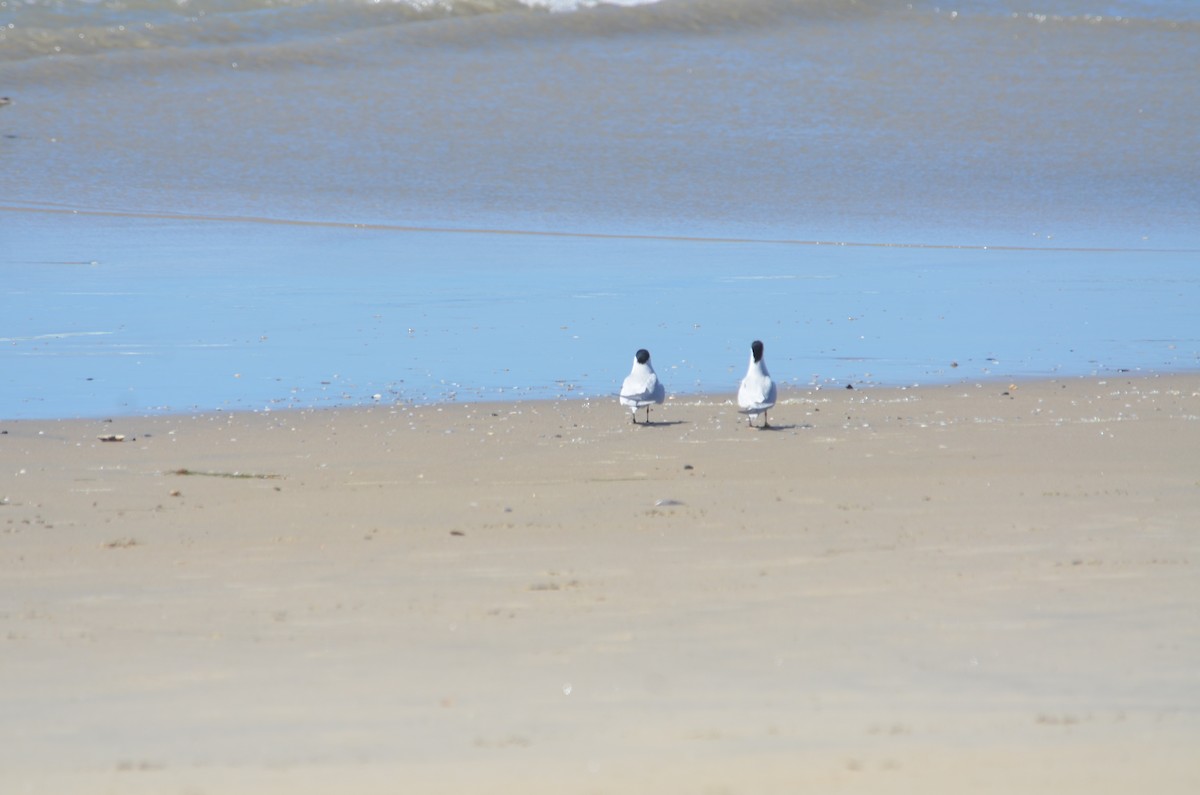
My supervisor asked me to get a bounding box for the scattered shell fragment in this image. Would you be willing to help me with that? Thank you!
[98,434,125,442]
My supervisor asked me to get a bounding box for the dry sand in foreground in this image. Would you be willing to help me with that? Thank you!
[2,375,1198,794]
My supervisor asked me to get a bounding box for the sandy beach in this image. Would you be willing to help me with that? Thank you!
[5,1,1198,790]
[2,374,1197,793]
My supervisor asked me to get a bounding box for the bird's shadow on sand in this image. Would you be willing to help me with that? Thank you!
[632,420,688,428]
[748,422,811,432]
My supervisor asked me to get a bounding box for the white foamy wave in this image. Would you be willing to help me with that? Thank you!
[525,0,663,9]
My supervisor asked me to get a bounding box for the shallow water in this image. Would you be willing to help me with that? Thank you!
[3,210,1196,419]
[2,0,1198,418]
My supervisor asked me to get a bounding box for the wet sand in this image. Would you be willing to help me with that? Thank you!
[2,375,1198,793]
[6,212,1200,421]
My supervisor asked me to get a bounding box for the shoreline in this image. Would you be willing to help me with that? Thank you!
[3,372,1198,792]
[4,368,1196,425]
[7,213,1199,423]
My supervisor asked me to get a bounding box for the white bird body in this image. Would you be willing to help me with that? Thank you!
[620,349,665,423]
[738,340,777,427]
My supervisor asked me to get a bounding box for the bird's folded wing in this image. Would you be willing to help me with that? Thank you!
[621,374,658,402]
[738,378,775,409]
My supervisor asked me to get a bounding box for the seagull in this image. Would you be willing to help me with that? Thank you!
[738,339,777,427]
[619,348,666,424]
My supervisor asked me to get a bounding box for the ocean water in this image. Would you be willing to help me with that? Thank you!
[1,0,1197,418]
